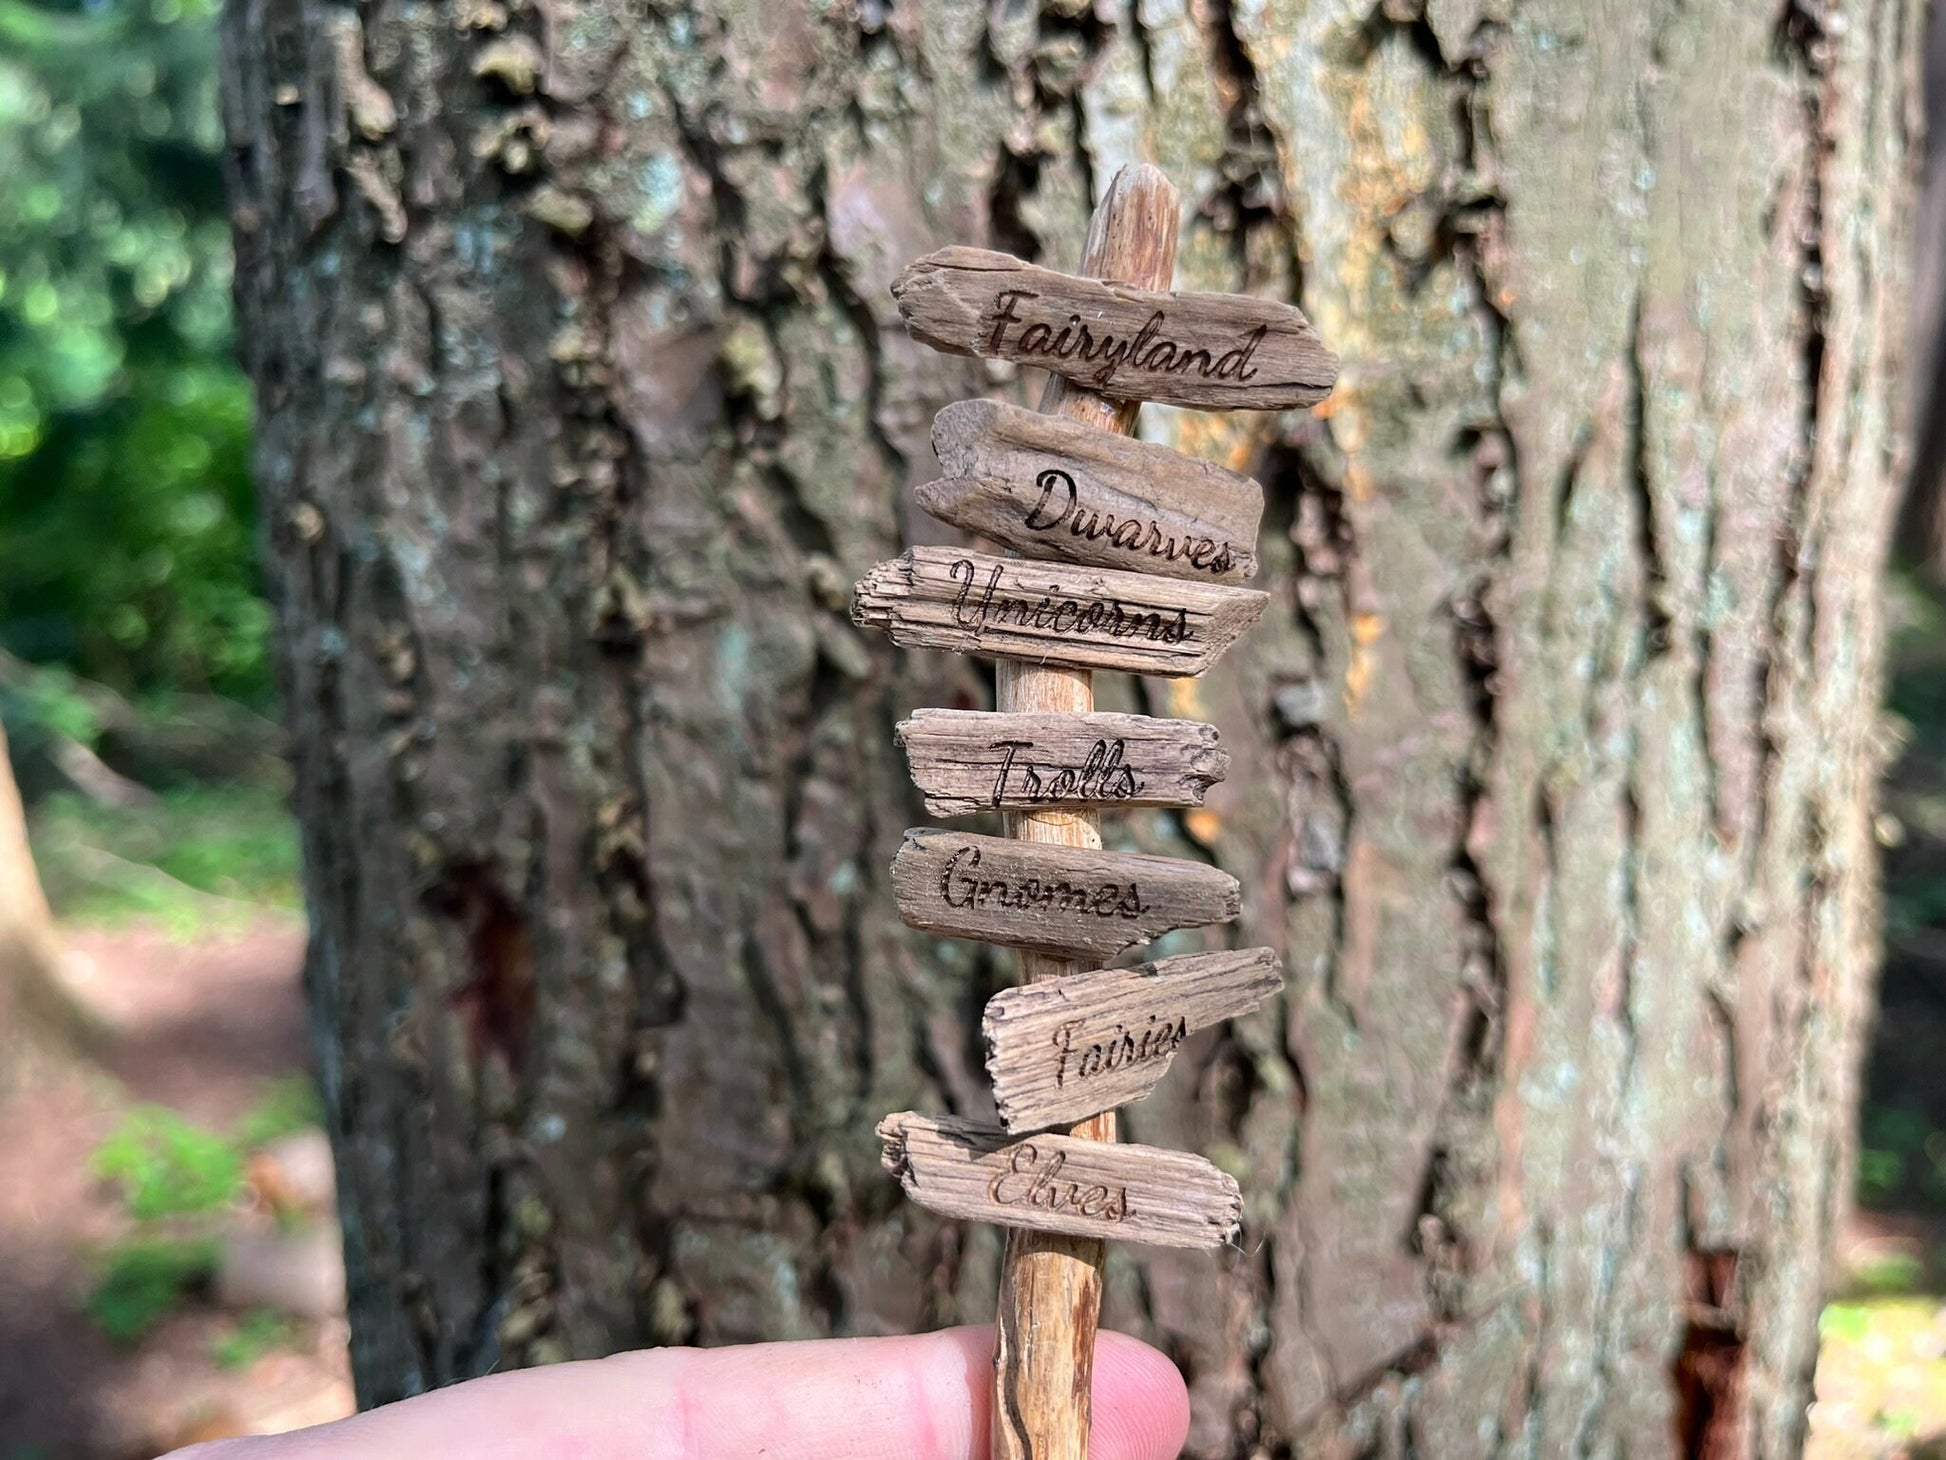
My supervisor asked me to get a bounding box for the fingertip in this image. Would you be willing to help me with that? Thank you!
[1091,1331,1191,1460]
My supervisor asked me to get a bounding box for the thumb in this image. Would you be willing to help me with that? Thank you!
[171,1324,1190,1460]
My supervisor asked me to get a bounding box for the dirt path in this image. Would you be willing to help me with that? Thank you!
[0,919,353,1458]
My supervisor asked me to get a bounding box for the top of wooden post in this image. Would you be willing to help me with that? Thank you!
[893,164,1336,414]
[1049,163,1178,434]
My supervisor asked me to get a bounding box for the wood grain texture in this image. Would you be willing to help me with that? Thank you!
[984,164,1182,1460]
[919,398,1263,583]
[984,947,1283,1132]
[891,246,1337,410]
[896,708,1228,817]
[891,828,1239,959]
[877,1112,1243,1249]
[851,546,1266,677]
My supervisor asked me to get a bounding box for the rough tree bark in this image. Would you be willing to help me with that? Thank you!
[221,1,1916,1454]
[1900,1,1946,566]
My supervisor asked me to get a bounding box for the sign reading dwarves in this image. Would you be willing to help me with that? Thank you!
[848,163,1338,1459]
[919,400,1264,584]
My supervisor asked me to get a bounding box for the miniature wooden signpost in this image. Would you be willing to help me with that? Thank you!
[852,163,1338,1460]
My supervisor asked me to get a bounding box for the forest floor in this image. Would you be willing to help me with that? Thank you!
[4,765,1946,1457]
[0,918,354,1457]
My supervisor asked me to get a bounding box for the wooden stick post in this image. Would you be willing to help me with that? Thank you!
[988,163,1178,1460]
[856,160,1337,1460]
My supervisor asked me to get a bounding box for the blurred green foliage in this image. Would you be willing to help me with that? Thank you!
[1858,1102,1946,1214]
[234,1072,325,1151]
[84,1081,326,1341]
[0,0,265,702]
[31,781,300,929]
[210,1308,295,1368]
[91,1077,324,1223]
[85,1236,219,1345]
[92,1105,244,1219]
[3,657,103,745]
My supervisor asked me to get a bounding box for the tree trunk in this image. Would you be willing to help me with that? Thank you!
[0,720,94,1072]
[221,1,1916,1454]
[1900,2,1946,568]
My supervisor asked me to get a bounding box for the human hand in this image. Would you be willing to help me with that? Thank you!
[169,1324,1189,1459]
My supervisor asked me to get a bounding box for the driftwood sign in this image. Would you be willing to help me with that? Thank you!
[853,166,1341,1460]
[892,828,1240,958]
[891,246,1338,410]
[896,708,1228,817]
[984,947,1283,1131]
[850,546,1266,677]
[920,399,1263,584]
[877,1112,1242,1249]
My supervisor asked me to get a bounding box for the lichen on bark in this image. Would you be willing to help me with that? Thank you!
[223,0,1916,1452]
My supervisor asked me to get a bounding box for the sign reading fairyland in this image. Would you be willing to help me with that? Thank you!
[892,247,1337,408]
[850,163,1338,1460]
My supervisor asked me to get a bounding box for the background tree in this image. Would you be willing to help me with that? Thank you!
[221,2,1917,1455]
[1903,2,1946,567]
